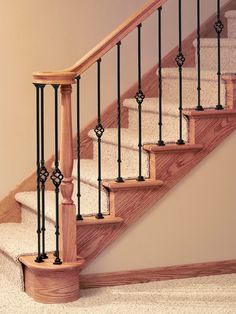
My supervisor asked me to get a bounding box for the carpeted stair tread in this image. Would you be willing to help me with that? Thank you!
[193,38,236,72]
[123,98,188,139]
[123,98,181,115]
[73,159,146,186]
[15,182,109,221]
[0,223,54,261]
[162,67,223,81]
[88,127,187,150]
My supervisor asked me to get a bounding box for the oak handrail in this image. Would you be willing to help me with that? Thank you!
[33,0,167,84]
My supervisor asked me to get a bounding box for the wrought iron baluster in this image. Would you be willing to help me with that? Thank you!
[176,0,185,145]
[214,0,224,110]
[116,42,124,183]
[34,83,44,263]
[51,84,63,265]
[135,24,145,181]
[94,59,104,219]
[196,0,204,111]
[76,76,83,220]
[157,7,165,146]
[39,84,49,259]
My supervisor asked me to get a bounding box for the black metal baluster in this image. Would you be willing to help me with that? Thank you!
[214,0,224,110]
[76,76,83,220]
[176,0,185,145]
[195,0,204,111]
[157,7,165,146]
[116,42,124,183]
[34,83,44,263]
[39,84,49,259]
[94,59,104,219]
[135,24,145,181]
[51,84,63,265]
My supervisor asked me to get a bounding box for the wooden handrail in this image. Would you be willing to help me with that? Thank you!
[33,0,167,84]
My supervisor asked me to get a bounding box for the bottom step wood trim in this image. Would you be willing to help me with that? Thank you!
[20,254,85,304]
[80,259,236,289]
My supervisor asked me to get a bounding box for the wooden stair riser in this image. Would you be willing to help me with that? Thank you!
[77,223,122,262]
[222,74,236,110]
[149,150,201,181]
[187,111,236,145]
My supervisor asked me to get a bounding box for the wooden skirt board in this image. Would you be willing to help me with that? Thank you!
[80,259,236,289]
[20,255,84,304]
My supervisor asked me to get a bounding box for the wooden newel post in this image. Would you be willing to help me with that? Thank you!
[59,84,77,262]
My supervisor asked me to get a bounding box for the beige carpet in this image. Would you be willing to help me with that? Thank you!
[1,274,236,313]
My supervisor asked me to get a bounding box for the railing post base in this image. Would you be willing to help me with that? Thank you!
[19,254,84,304]
[59,203,77,263]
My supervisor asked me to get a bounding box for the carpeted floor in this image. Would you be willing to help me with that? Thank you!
[1,274,236,313]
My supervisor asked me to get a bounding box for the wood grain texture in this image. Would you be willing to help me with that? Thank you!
[2,0,234,223]
[77,216,124,226]
[103,178,163,191]
[143,143,203,153]
[59,204,77,262]
[80,259,236,289]
[222,74,236,109]
[59,85,77,262]
[33,72,76,85]
[60,85,75,206]
[20,254,83,304]
[77,110,236,270]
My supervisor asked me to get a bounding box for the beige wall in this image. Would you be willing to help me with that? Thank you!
[82,131,236,274]
[0,0,228,198]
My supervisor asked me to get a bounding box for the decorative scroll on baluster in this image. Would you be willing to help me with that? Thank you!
[135,24,145,181]
[195,0,204,111]
[94,59,105,219]
[175,0,185,145]
[157,7,165,146]
[214,0,224,110]
[116,42,124,183]
[51,84,63,265]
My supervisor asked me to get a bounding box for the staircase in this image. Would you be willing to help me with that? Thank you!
[0,0,236,304]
